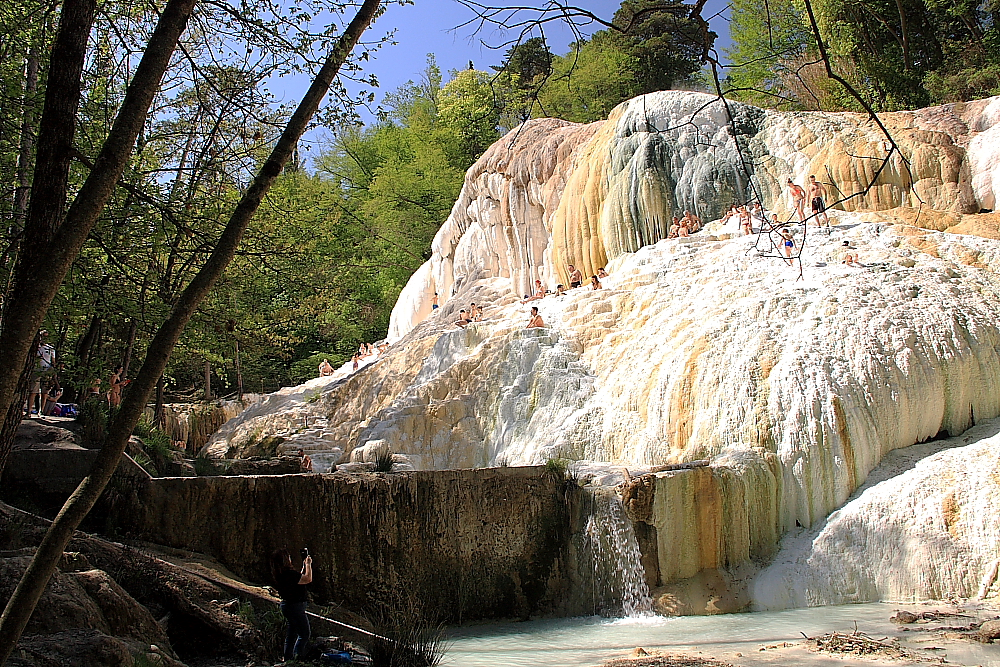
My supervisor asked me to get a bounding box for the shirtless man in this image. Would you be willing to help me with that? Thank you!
[568,265,583,288]
[526,306,545,328]
[682,210,701,233]
[455,310,472,327]
[808,175,831,227]
[787,178,807,223]
[668,217,680,238]
[318,359,334,376]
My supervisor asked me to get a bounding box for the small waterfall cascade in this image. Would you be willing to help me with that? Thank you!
[581,486,653,617]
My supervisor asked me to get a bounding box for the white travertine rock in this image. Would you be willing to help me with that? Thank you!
[752,418,1000,609]
[208,91,1000,609]
[390,92,1000,341]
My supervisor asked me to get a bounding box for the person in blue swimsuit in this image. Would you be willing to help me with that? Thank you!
[780,228,796,265]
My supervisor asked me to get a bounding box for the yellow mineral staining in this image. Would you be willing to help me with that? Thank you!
[941,489,961,537]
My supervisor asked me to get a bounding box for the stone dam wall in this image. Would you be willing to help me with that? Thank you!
[116,467,607,623]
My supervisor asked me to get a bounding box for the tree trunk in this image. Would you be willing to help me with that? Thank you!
[0,0,197,479]
[2,46,40,276]
[154,374,165,428]
[76,314,102,368]
[203,360,211,401]
[0,1,381,660]
[234,337,243,400]
[0,0,97,475]
[122,318,138,376]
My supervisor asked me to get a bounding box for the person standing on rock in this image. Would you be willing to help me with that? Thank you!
[108,366,127,408]
[271,548,312,662]
[787,178,807,223]
[808,175,831,227]
[780,228,796,265]
[568,265,583,288]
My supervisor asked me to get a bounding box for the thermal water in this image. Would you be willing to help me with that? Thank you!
[445,602,1000,667]
[580,487,653,617]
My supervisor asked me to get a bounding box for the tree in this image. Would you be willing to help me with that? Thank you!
[611,0,713,94]
[0,0,383,660]
[492,36,554,85]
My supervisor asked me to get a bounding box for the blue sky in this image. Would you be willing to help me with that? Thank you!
[277,0,734,134]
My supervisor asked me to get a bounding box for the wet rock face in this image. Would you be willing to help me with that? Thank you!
[391,92,1000,339]
[118,468,578,623]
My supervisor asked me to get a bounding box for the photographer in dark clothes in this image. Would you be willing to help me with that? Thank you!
[270,548,312,661]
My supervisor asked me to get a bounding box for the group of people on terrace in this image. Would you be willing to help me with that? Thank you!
[667,210,703,238]
[316,340,390,378]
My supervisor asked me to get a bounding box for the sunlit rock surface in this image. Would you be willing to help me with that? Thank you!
[209,91,1000,610]
[752,418,1000,609]
[391,92,1000,338]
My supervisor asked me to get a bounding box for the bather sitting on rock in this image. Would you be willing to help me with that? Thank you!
[682,210,701,233]
[555,284,566,296]
[455,309,472,327]
[668,216,681,238]
[521,280,546,303]
[678,220,690,238]
[591,275,603,290]
[568,265,583,288]
[526,306,545,328]
[318,359,334,377]
[597,267,609,279]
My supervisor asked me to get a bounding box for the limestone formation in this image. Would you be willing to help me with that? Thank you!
[392,92,1000,338]
[206,91,1000,612]
[752,418,1000,610]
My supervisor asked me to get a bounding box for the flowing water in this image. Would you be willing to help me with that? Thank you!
[580,488,653,617]
[445,602,1000,667]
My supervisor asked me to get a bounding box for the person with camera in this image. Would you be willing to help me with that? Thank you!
[270,548,312,662]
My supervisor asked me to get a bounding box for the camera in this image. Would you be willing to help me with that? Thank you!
[300,547,309,559]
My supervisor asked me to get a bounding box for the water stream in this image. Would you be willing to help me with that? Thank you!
[580,487,652,617]
[445,602,1000,667]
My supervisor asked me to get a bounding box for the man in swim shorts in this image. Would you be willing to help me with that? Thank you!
[808,175,831,227]
[568,265,583,288]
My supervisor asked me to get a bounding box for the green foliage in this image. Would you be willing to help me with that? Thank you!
[543,457,570,477]
[77,400,108,447]
[194,456,221,476]
[492,37,554,85]
[535,1,713,122]
[726,0,1000,110]
[538,34,644,122]
[372,449,395,473]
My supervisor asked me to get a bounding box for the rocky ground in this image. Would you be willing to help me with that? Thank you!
[594,609,1000,667]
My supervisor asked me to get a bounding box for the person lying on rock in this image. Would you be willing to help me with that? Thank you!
[271,548,312,662]
[521,280,546,303]
[455,309,472,327]
[526,306,545,328]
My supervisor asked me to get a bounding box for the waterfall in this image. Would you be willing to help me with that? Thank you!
[582,487,653,617]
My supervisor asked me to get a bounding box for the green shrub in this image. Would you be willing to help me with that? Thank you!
[373,449,395,473]
[77,399,108,447]
[194,456,221,476]
[543,457,570,477]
